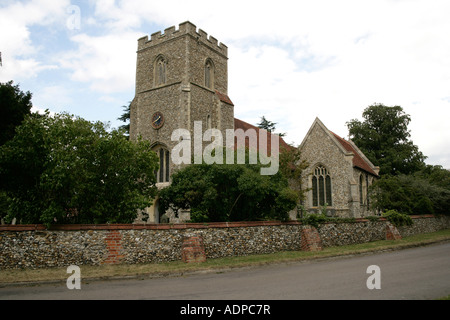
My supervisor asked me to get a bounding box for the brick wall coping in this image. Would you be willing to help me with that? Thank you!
[0,215,437,232]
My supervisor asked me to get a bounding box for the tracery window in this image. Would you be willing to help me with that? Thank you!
[312,165,332,207]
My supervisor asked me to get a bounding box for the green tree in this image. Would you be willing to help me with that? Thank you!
[257,116,277,132]
[370,173,450,215]
[158,150,297,222]
[0,112,159,226]
[417,164,450,191]
[117,101,131,138]
[0,81,32,146]
[347,104,426,176]
[257,116,286,137]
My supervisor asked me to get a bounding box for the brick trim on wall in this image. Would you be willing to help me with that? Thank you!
[181,236,206,263]
[0,220,301,231]
[300,227,323,251]
[103,230,124,264]
[386,223,402,240]
[0,215,438,232]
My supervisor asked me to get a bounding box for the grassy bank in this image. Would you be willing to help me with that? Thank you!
[1,229,449,285]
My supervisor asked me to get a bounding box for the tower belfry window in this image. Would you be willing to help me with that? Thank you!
[155,56,166,86]
[205,59,214,89]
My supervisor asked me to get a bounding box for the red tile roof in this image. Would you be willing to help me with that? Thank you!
[233,118,292,154]
[215,91,234,106]
[331,132,378,176]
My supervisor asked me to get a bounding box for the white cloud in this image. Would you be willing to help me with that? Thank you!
[58,32,138,93]
[138,1,450,168]
[0,55,57,81]
[0,0,70,81]
[32,85,73,110]
[1,0,449,168]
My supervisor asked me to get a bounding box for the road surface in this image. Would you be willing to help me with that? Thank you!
[1,242,449,301]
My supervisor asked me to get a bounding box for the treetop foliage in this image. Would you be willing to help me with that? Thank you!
[347,103,427,176]
[348,104,450,216]
[117,101,131,138]
[0,111,159,226]
[0,81,32,146]
[257,116,286,137]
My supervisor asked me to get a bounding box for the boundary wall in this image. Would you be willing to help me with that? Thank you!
[1,215,449,269]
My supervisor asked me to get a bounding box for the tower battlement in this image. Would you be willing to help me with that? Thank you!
[137,21,228,57]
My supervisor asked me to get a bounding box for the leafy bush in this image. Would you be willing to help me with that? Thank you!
[371,173,450,216]
[298,213,328,229]
[382,209,413,227]
[158,156,298,223]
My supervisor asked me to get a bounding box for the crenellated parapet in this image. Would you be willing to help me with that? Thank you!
[137,21,228,56]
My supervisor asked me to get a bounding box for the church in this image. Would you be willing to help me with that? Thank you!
[129,21,379,223]
[299,118,379,218]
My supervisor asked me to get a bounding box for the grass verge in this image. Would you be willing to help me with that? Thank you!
[1,229,450,286]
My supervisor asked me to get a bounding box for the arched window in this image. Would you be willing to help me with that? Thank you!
[360,173,369,207]
[205,59,214,89]
[155,56,166,86]
[312,165,332,207]
[366,175,370,208]
[154,147,170,183]
[206,114,212,129]
[359,174,364,205]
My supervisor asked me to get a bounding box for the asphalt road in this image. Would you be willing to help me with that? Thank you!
[1,242,449,301]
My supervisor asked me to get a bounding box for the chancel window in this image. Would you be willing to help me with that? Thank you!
[312,165,332,207]
[155,147,170,183]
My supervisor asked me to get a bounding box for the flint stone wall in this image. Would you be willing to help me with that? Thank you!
[0,215,449,269]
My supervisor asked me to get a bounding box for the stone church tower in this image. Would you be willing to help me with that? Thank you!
[130,21,234,222]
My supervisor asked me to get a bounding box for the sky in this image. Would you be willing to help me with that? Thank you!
[1,0,450,168]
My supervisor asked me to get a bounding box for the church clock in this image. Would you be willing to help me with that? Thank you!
[151,112,164,129]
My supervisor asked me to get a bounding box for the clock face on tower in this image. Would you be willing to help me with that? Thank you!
[151,112,164,129]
